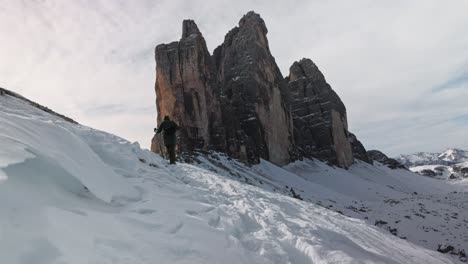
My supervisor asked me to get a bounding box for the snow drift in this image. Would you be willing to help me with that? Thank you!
[0,91,460,263]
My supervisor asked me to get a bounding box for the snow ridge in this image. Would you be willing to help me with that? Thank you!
[0,87,77,124]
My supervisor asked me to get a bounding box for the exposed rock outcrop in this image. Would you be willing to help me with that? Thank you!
[419,169,437,177]
[152,20,225,155]
[285,59,354,167]
[152,11,368,167]
[368,150,407,170]
[212,12,292,165]
[349,132,372,163]
[453,164,468,178]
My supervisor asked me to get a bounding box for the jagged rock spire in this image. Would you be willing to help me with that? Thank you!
[212,11,292,165]
[182,19,201,38]
[286,58,354,167]
[152,18,225,156]
[239,11,267,34]
[288,58,346,115]
[152,12,368,167]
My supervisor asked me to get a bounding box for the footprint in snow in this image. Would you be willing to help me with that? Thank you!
[63,209,88,216]
[185,206,216,216]
[134,208,156,215]
[208,215,221,228]
[168,222,184,234]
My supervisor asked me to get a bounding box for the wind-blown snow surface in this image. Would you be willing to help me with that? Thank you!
[0,94,460,263]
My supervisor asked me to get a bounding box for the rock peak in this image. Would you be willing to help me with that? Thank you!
[290,58,325,81]
[287,57,353,167]
[239,11,267,34]
[297,58,316,67]
[242,10,262,20]
[182,19,201,38]
[153,12,368,168]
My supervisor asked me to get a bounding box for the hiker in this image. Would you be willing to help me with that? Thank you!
[155,116,180,164]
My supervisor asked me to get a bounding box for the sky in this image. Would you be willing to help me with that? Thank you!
[1,0,467,156]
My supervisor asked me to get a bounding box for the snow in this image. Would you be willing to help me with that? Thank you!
[399,148,468,180]
[438,149,466,162]
[410,165,453,179]
[399,149,468,167]
[397,152,440,166]
[196,159,468,262]
[280,160,468,253]
[0,96,136,203]
[0,93,460,263]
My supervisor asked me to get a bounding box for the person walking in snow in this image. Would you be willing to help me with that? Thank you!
[155,115,180,164]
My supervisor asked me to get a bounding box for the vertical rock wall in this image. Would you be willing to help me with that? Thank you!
[212,12,292,165]
[152,20,225,155]
[285,59,354,167]
[152,11,367,167]
[331,110,354,167]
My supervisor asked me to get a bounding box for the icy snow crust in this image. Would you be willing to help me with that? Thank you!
[0,94,457,263]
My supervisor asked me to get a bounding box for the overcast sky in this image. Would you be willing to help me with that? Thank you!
[1,0,467,156]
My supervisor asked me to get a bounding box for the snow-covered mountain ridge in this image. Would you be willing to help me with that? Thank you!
[1,89,466,263]
[397,149,468,180]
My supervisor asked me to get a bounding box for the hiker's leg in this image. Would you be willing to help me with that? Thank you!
[165,145,171,162]
[170,145,176,164]
[167,145,176,164]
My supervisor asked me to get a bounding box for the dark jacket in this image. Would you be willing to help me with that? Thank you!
[156,119,180,146]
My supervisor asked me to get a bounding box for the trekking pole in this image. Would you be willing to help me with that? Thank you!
[157,133,166,159]
[154,128,165,159]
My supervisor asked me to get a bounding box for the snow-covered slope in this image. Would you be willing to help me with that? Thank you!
[196,157,468,262]
[438,149,468,163]
[0,92,464,263]
[397,149,468,180]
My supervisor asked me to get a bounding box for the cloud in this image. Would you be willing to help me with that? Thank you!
[1,0,467,156]
[453,114,468,126]
[433,66,468,92]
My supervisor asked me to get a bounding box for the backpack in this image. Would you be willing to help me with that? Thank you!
[164,122,177,135]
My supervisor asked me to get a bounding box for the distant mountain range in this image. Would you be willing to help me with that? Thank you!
[397,148,468,179]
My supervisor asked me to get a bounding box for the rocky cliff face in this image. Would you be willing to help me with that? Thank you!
[212,12,292,165]
[152,20,225,155]
[368,150,407,170]
[349,132,372,164]
[152,11,368,167]
[285,59,354,167]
